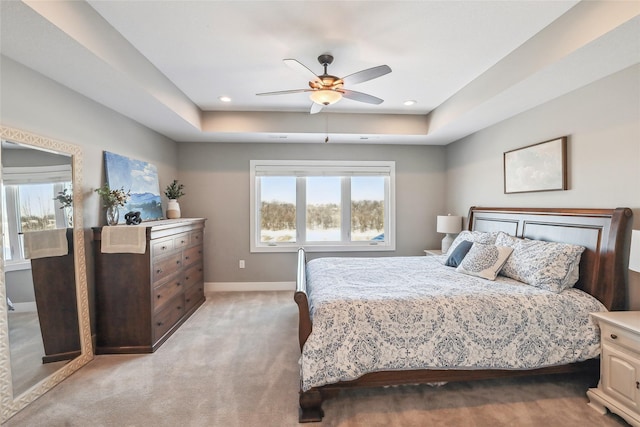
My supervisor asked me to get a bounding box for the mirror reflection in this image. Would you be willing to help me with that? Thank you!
[2,140,79,396]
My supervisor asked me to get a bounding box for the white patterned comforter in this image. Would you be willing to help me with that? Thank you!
[301,256,605,391]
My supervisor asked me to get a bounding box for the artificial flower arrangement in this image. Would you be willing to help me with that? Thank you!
[95,183,131,208]
[54,188,73,209]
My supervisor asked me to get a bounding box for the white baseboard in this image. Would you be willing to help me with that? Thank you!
[205,281,295,293]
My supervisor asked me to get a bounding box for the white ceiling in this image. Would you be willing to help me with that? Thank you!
[1,1,638,144]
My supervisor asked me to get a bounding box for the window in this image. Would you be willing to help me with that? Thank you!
[250,160,395,252]
[2,165,72,263]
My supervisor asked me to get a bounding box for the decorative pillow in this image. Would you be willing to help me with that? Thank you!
[446,231,498,257]
[499,238,585,293]
[495,231,524,248]
[456,243,514,280]
[445,240,473,267]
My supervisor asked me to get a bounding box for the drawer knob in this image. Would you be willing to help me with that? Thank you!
[157,295,161,299]
[176,282,181,287]
[611,333,618,340]
[157,321,163,326]
[176,260,181,265]
[185,256,190,260]
[156,269,162,274]
[186,276,190,280]
[161,246,167,250]
[637,381,639,389]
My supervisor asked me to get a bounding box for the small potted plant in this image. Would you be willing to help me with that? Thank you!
[54,187,74,227]
[164,179,185,219]
[95,183,131,225]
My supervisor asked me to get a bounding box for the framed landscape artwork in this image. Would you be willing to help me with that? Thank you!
[503,136,567,194]
[104,151,163,222]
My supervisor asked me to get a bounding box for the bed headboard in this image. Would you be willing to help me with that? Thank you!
[468,207,633,311]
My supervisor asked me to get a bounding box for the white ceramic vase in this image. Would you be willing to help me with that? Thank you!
[167,199,181,219]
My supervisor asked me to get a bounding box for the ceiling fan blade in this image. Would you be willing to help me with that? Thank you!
[342,89,384,105]
[256,88,311,96]
[342,65,392,86]
[284,59,322,84]
[310,103,324,114]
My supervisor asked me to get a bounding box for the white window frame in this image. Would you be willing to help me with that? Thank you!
[250,160,396,253]
[2,164,72,265]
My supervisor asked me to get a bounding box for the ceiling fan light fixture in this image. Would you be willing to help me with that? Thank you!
[310,89,342,106]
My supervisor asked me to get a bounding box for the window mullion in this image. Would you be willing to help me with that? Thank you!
[341,177,350,243]
[296,177,306,244]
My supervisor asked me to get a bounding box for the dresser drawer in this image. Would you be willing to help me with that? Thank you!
[152,237,174,256]
[184,263,204,288]
[152,253,182,283]
[174,233,190,249]
[153,295,185,341]
[153,276,184,312]
[600,322,640,354]
[183,245,203,268]
[184,283,204,312]
[189,230,203,247]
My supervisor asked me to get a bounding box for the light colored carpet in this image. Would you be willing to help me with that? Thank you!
[3,292,628,427]
[8,310,67,396]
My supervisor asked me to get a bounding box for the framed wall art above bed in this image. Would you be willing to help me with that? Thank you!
[503,137,567,194]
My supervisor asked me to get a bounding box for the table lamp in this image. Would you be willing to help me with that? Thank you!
[437,214,462,253]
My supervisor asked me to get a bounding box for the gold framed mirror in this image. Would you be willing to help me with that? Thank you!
[0,126,93,423]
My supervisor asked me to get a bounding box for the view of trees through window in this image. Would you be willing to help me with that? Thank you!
[2,182,68,261]
[259,175,385,243]
[19,184,59,232]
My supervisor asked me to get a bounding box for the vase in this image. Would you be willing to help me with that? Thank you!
[65,206,74,228]
[167,199,181,219]
[106,205,119,226]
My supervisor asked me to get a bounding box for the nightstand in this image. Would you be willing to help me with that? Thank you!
[424,249,443,256]
[587,311,640,426]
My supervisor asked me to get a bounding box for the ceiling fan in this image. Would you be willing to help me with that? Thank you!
[257,54,392,114]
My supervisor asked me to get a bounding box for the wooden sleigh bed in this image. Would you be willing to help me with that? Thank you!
[294,206,633,422]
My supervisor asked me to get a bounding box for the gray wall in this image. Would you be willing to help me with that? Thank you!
[177,142,446,284]
[1,56,180,322]
[445,64,640,308]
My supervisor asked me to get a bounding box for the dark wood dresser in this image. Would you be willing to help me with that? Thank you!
[92,218,205,354]
[30,228,81,363]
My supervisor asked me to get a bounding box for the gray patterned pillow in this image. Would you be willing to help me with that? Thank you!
[494,231,524,248]
[456,243,514,280]
[446,231,499,257]
[497,236,585,293]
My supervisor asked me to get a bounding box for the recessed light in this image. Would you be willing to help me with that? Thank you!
[403,100,417,106]
[219,96,232,102]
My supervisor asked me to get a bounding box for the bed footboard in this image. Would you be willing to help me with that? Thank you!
[294,248,312,352]
[295,248,325,422]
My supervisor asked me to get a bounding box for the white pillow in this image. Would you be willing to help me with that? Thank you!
[446,231,498,257]
[456,243,514,281]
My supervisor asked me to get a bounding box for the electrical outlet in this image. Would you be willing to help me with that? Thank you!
[239,260,245,269]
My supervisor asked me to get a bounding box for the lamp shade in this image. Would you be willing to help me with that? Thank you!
[436,215,462,234]
[310,90,342,106]
[630,230,640,273]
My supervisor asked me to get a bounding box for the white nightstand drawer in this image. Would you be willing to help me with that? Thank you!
[600,322,640,353]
